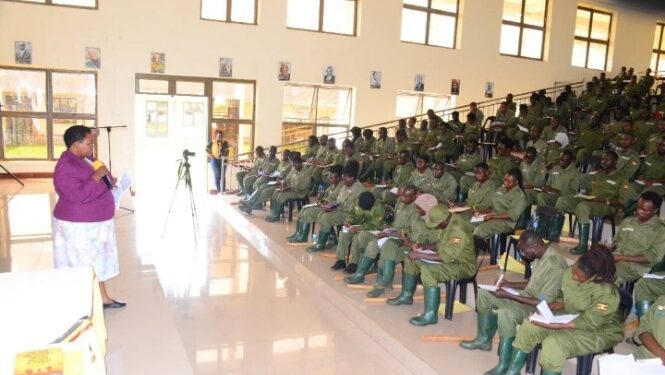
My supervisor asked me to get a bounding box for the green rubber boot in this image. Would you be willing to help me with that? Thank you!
[570,223,589,255]
[289,223,310,243]
[409,286,440,326]
[635,300,654,318]
[386,273,417,306]
[327,230,338,247]
[367,260,395,298]
[459,312,498,351]
[504,349,529,375]
[483,336,515,375]
[541,371,562,375]
[343,256,374,284]
[287,220,302,240]
[265,202,284,222]
[306,229,331,252]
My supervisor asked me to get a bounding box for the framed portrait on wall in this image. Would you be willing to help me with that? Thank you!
[15,41,32,65]
[370,71,381,89]
[220,58,233,78]
[151,52,165,73]
[485,81,494,98]
[451,79,460,95]
[323,65,335,84]
[414,74,425,92]
[85,47,101,69]
[278,62,291,81]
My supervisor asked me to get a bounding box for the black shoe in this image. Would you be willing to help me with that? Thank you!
[103,299,127,309]
[331,260,346,271]
[344,263,357,274]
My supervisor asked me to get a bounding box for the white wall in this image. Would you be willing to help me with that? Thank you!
[0,0,664,173]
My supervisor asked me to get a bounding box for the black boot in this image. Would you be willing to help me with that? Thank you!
[343,263,357,274]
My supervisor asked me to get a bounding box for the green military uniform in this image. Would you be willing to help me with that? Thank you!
[512,268,624,373]
[633,295,665,359]
[637,154,665,196]
[555,169,631,224]
[316,180,365,231]
[574,127,603,164]
[271,167,312,204]
[541,127,564,143]
[236,155,268,193]
[536,163,581,207]
[451,152,482,185]
[423,172,457,203]
[303,144,320,161]
[544,144,569,168]
[463,122,481,143]
[403,214,476,286]
[616,148,641,181]
[372,137,396,181]
[645,134,664,157]
[448,119,464,134]
[409,168,433,192]
[376,161,415,205]
[520,159,545,205]
[362,202,419,262]
[431,128,456,162]
[475,247,567,337]
[473,186,527,240]
[612,216,665,285]
[335,199,385,264]
[410,130,428,156]
[382,139,410,177]
[253,159,290,191]
[488,155,518,183]
[634,271,665,304]
[297,182,343,223]
[466,179,500,213]
[526,138,549,163]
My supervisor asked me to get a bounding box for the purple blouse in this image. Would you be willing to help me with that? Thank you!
[53,150,115,222]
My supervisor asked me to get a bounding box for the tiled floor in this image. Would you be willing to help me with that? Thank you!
[0,178,647,374]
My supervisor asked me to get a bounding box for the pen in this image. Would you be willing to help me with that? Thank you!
[495,273,504,289]
[472,206,477,215]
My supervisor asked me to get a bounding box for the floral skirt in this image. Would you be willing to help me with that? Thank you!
[53,218,119,282]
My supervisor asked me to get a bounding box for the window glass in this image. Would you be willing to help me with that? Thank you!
[52,119,95,157]
[429,13,456,48]
[52,72,96,114]
[502,0,522,23]
[0,69,47,112]
[183,102,206,127]
[52,0,96,6]
[176,81,205,96]
[212,81,254,120]
[287,0,321,31]
[401,8,427,44]
[571,40,588,67]
[231,0,255,23]
[590,13,611,41]
[523,0,546,27]
[138,79,169,94]
[395,93,421,118]
[650,53,658,75]
[316,87,351,125]
[587,42,607,70]
[521,28,543,59]
[430,0,457,13]
[322,0,355,35]
[146,101,169,137]
[574,9,590,37]
[282,85,316,122]
[422,95,450,114]
[202,0,227,20]
[572,8,612,70]
[499,24,520,55]
[404,0,427,6]
[654,25,662,50]
[2,117,48,159]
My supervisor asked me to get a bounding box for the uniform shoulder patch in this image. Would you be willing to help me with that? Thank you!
[595,303,608,312]
[450,237,462,244]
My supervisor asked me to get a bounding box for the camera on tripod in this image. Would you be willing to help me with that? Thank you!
[183,149,196,158]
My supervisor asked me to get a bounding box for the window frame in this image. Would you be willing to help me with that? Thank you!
[395,90,453,119]
[400,0,460,49]
[652,22,665,78]
[200,0,258,25]
[0,65,98,161]
[286,0,359,37]
[572,6,613,71]
[1,0,97,10]
[281,83,353,146]
[499,0,548,61]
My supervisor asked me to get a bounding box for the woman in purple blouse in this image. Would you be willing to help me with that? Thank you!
[52,125,125,309]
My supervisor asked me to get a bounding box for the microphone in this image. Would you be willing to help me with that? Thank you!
[89,159,113,190]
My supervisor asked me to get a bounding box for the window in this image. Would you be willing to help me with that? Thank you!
[2,0,97,9]
[395,91,453,118]
[286,0,357,36]
[201,0,257,24]
[651,23,665,78]
[0,67,97,160]
[499,0,547,60]
[211,81,255,156]
[571,7,612,71]
[400,0,459,48]
[282,84,353,148]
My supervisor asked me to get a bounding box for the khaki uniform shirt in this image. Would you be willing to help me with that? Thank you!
[616,149,641,180]
[614,216,665,273]
[348,200,385,230]
[520,159,545,188]
[633,295,665,359]
[526,138,548,162]
[467,179,500,211]
[545,164,581,196]
[590,169,631,204]
[373,137,395,157]
[393,202,419,233]
[392,163,415,187]
[303,144,320,160]
[489,155,518,182]
[409,169,434,191]
[642,154,665,180]
[436,215,476,274]
[284,167,312,196]
[458,153,482,173]
[336,180,365,213]
[492,186,527,223]
[521,246,568,301]
[423,172,458,203]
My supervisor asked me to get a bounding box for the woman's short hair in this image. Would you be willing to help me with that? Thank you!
[63,125,91,148]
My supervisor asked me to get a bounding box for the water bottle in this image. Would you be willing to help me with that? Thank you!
[312,233,318,242]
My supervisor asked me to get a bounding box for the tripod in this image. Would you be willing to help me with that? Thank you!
[97,125,133,213]
[163,152,199,246]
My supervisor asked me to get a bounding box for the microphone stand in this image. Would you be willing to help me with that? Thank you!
[0,101,24,186]
[97,125,134,213]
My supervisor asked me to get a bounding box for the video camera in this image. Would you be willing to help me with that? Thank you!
[183,149,196,158]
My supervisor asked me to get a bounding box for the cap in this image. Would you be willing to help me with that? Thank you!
[547,132,569,148]
[425,204,451,229]
[414,194,438,217]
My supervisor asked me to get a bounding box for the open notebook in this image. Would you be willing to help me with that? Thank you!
[529,300,578,324]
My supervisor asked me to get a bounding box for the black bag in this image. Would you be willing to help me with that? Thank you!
[527,206,564,242]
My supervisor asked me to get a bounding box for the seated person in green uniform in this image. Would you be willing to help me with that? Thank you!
[344,187,425,298]
[536,149,581,208]
[488,138,519,184]
[422,160,458,204]
[470,101,485,126]
[264,154,312,222]
[376,149,414,206]
[610,192,665,285]
[572,115,603,166]
[455,140,483,194]
[239,150,291,211]
[310,137,339,186]
[632,295,665,364]
[235,145,267,196]
[633,269,665,319]
[448,110,464,135]
[505,245,624,375]
[542,114,566,142]
[287,164,343,243]
[472,168,528,243]
[463,112,481,143]
[644,120,665,157]
[246,145,279,194]
[307,161,365,252]
[386,204,476,326]
[350,126,363,153]
[555,151,633,255]
[455,162,501,219]
[526,126,548,163]
[520,147,545,207]
[358,128,376,181]
[461,230,567,375]
[368,127,395,183]
[543,132,569,169]
[331,191,385,274]
[303,135,320,161]
[634,135,665,197]
[616,132,641,181]
[409,153,434,192]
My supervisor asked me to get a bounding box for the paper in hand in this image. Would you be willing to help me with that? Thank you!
[112,172,132,210]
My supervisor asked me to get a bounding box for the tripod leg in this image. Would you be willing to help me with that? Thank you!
[0,163,24,186]
[161,166,184,239]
